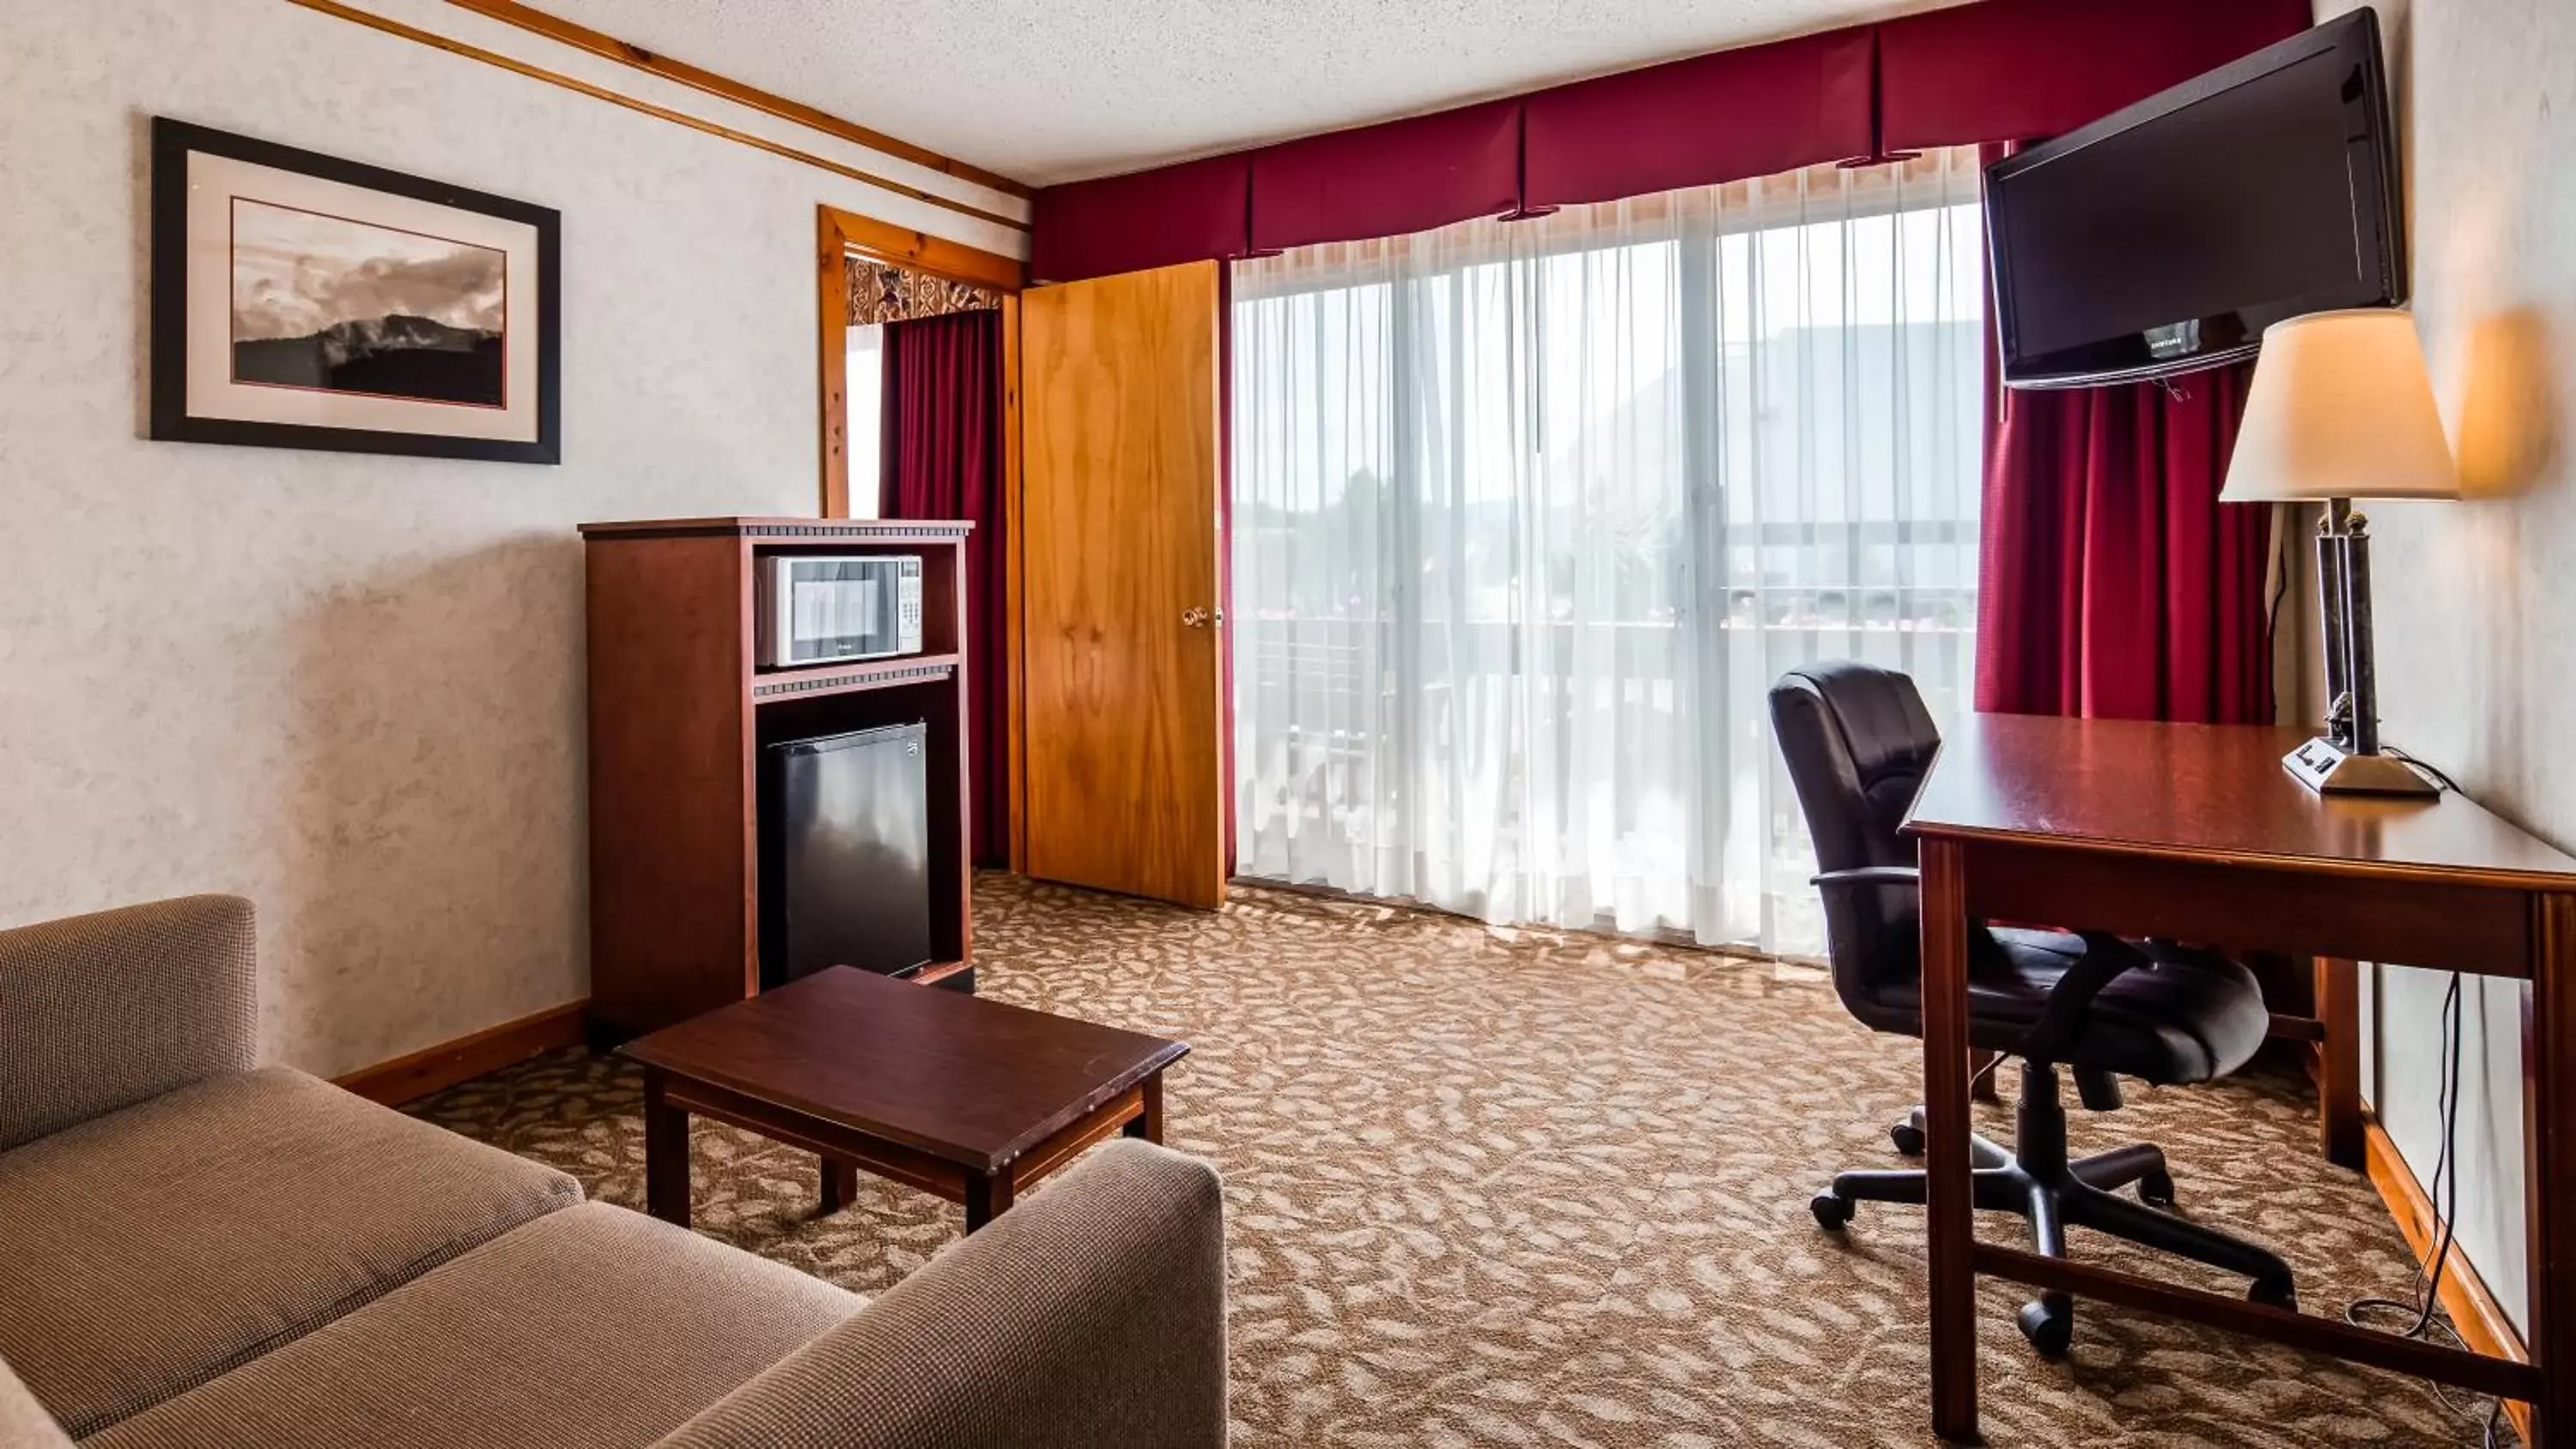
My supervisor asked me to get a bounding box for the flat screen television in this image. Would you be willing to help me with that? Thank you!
[1984,9,2404,389]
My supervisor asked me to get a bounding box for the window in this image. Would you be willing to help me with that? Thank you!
[846,322,884,518]
[1230,148,1985,954]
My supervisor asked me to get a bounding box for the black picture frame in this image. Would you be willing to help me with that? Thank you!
[149,117,562,464]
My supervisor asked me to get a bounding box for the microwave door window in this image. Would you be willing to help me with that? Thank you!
[792,576,825,661]
[787,563,897,661]
[842,578,883,652]
[790,572,846,662]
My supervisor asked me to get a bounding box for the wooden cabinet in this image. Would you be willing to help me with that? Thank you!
[580,517,975,1040]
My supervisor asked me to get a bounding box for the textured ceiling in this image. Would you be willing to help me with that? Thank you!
[538,0,1974,187]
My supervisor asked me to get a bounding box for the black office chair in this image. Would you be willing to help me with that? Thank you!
[1769,660,2293,1356]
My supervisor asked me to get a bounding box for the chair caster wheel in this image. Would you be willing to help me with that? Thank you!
[1811,1191,1854,1232]
[2249,1273,2298,1313]
[2138,1169,2176,1209]
[1891,1122,1927,1156]
[2017,1298,2074,1359]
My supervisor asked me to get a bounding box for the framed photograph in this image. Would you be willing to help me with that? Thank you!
[149,118,560,464]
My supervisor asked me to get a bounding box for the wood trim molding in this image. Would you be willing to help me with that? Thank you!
[818,203,1025,517]
[2362,1111,2533,1443]
[819,207,853,519]
[443,0,1030,198]
[823,205,1027,293]
[283,0,1028,233]
[334,999,589,1106]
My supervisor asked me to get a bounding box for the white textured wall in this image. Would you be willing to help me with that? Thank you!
[2313,0,2576,1337]
[0,0,1015,1076]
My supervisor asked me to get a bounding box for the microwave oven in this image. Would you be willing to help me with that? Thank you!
[755,555,922,668]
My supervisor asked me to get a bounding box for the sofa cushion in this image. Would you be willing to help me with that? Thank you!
[0,1067,580,1436]
[84,1202,864,1449]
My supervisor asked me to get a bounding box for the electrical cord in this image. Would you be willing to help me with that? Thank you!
[2340,973,2509,1447]
[2382,745,2462,794]
[2320,744,2498,1441]
[1969,1051,2003,1099]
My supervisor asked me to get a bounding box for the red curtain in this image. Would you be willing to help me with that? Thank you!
[1974,364,2275,724]
[880,310,1007,865]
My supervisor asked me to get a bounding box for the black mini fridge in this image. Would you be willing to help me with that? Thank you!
[757,721,933,986]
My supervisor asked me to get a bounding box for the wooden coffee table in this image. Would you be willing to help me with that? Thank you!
[618,967,1188,1231]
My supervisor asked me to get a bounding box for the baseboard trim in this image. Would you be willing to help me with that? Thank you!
[2360,1112,2531,1442]
[335,999,589,1106]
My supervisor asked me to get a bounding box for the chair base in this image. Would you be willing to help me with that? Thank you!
[1811,1064,2296,1358]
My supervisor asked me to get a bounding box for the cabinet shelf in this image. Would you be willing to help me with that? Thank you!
[750,653,959,705]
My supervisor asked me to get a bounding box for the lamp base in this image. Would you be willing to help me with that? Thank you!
[2281,737,2439,797]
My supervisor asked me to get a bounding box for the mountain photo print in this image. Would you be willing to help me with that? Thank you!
[150,118,559,462]
[229,200,507,408]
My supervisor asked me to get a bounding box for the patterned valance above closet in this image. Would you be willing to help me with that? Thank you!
[845,258,1001,326]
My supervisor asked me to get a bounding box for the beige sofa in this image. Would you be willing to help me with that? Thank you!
[0,896,1228,1449]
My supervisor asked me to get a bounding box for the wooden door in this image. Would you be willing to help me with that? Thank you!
[1018,261,1226,908]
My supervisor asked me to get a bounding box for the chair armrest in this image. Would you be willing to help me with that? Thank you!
[2019,931,2150,1064]
[653,1138,1228,1449]
[1811,866,1921,890]
[0,895,257,1151]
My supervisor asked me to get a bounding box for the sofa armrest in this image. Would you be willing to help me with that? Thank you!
[0,894,257,1151]
[654,1138,1228,1449]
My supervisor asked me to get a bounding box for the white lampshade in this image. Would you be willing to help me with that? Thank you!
[2220,308,2461,503]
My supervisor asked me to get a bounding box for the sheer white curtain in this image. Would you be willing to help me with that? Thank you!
[845,323,884,518]
[1231,149,1985,954]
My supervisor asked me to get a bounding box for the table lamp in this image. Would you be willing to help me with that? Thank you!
[2220,307,2459,796]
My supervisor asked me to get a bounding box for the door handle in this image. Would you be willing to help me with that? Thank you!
[1182,607,1210,628]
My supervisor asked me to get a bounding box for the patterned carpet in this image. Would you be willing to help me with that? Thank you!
[414,874,2506,1447]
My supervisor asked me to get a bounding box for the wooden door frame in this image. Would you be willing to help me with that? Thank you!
[814,203,1030,872]
[816,203,1025,518]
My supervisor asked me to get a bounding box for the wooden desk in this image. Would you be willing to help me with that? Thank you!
[1902,714,2576,1445]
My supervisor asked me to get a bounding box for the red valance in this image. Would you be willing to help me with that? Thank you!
[1029,0,2314,283]
[1877,0,2316,149]
[1029,151,1250,285]
[1250,100,1522,252]
[1522,27,1874,211]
